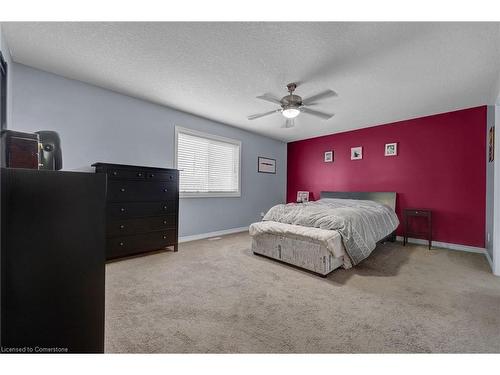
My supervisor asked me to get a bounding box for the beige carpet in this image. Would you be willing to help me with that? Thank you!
[105,232,500,353]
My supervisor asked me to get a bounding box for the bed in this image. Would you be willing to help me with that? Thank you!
[249,191,399,277]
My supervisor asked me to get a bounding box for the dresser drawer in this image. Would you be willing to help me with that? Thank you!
[145,170,178,182]
[107,215,177,237]
[108,201,176,218]
[107,230,176,259]
[106,168,147,180]
[107,180,177,202]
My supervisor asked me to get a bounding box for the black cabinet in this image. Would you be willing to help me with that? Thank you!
[0,168,106,353]
[93,163,179,260]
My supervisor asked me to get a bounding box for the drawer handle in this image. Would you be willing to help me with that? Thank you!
[163,205,168,210]
[169,176,173,180]
[149,173,155,178]
[163,220,167,224]
[120,208,126,213]
[119,224,125,229]
[112,171,118,176]
[120,188,126,192]
[162,235,167,239]
[119,242,124,246]
[137,172,143,177]
[163,188,168,192]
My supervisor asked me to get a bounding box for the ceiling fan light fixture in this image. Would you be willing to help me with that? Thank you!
[282,107,300,119]
[248,83,336,126]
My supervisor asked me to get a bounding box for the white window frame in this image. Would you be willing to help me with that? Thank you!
[174,126,242,198]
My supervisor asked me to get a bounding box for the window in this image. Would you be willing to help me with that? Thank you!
[175,126,241,198]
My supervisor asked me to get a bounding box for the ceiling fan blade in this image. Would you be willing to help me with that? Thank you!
[301,90,337,105]
[247,109,281,120]
[282,118,295,128]
[300,107,334,120]
[256,93,282,105]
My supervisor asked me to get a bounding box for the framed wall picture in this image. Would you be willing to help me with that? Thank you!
[297,191,310,203]
[489,127,495,162]
[257,157,276,174]
[385,143,398,156]
[351,146,363,160]
[324,150,333,162]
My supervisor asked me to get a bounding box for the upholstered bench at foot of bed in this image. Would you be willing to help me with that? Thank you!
[251,230,345,276]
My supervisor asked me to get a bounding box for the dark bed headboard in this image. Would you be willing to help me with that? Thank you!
[320,191,397,211]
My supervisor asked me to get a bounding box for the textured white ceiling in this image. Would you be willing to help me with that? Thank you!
[3,22,500,142]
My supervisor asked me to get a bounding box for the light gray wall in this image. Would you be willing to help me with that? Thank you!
[10,63,287,237]
[0,26,13,303]
[0,24,13,126]
[486,106,495,261]
[0,25,13,267]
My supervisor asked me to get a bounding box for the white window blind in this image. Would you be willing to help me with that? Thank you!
[175,127,241,198]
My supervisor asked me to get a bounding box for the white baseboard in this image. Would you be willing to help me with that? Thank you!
[484,250,494,271]
[179,226,249,243]
[396,236,497,274]
[395,236,486,253]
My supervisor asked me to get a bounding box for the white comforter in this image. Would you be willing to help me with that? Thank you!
[259,198,399,265]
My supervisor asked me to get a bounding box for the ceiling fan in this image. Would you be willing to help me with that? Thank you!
[248,83,337,128]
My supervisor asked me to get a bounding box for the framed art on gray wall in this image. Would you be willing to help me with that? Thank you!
[258,157,276,174]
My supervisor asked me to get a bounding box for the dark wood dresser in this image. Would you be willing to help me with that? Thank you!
[93,163,179,260]
[1,168,106,353]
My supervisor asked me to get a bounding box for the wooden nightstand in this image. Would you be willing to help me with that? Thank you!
[403,208,432,249]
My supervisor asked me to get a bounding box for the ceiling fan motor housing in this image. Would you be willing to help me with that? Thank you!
[280,94,302,109]
[282,83,302,109]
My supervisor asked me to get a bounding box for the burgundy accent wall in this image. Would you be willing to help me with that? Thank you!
[287,106,486,248]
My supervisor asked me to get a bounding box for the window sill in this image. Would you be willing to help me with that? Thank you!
[180,192,241,198]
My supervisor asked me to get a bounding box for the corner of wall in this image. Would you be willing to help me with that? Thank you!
[486,106,495,269]
[493,105,500,275]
